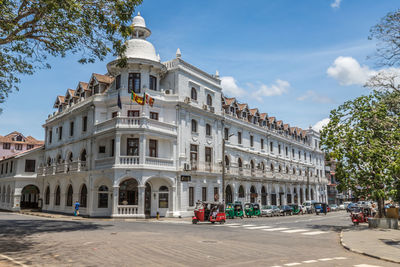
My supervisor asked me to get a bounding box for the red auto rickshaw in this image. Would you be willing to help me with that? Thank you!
[192,202,226,224]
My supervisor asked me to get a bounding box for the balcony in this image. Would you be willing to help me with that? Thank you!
[38,161,88,176]
[94,156,175,170]
[95,117,177,136]
[187,161,221,173]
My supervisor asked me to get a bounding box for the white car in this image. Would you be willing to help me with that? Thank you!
[339,204,345,210]
[299,205,308,214]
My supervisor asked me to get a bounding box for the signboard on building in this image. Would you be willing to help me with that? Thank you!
[181,175,191,182]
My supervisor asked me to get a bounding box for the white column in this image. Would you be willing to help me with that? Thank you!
[137,185,145,218]
[139,134,146,165]
[112,185,119,217]
[115,133,121,165]
[296,185,301,204]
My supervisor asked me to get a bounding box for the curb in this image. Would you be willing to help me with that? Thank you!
[340,230,400,264]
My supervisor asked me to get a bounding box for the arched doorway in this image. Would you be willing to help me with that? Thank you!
[238,185,245,199]
[293,188,298,204]
[225,185,233,203]
[311,189,314,201]
[271,187,277,206]
[300,188,304,204]
[261,186,267,205]
[250,186,256,203]
[20,185,40,209]
[119,179,138,205]
[145,182,151,217]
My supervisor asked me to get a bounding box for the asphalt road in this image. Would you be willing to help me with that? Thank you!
[0,211,396,267]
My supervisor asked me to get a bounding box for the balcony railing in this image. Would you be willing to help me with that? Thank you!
[188,161,220,173]
[95,117,177,135]
[119,156,140,165]
[38,160,88,176]
[116,205,138,216]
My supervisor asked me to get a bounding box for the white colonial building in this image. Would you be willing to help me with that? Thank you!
[0,13,328,217]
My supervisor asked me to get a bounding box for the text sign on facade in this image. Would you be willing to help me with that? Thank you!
[181,175,191,182]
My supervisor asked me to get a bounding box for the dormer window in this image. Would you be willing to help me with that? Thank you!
[149,75,157,91]
[230,107,234,113]
[15,135,23,142]
[93,84,100,94]
[128,73,141,93]
[206,94,212,106]
[191,87,197,100]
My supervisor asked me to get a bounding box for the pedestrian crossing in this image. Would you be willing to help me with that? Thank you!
[220,223,329,236]
[270,257,383,267]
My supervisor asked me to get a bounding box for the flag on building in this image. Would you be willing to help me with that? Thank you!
[131,91,155,107]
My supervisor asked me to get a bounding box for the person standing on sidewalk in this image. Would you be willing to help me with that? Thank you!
[74,200,80,216]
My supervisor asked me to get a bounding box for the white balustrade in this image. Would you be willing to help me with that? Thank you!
[117,205,138,215]
[119,156,140,165]
[145,157,174,167]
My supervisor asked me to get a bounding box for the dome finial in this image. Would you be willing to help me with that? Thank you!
[176,48,181,58]
[138,11,141,16]
[215,70,220,78]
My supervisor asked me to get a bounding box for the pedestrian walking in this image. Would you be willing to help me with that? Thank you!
[74,200,80,216]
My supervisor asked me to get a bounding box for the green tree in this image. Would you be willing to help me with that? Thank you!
[321,88,400,217]
[0,0,142,111]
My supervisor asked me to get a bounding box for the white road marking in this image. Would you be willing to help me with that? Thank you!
[225,223,241,226]
[0,254,28,267]
[302,260,318,263]
[227,225,241,228]
[301,231,327,235]
[262,227,290,231]
[284,263,301,266]
[318,258,333,261]
[242,224,256,227]
[333,257,347,260]
[244,226,272,229]
[281,229,309,233]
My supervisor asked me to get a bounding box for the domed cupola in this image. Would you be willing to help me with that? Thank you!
[123,12,159,62]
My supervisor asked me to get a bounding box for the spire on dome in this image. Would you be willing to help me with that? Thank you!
[131,12,151,39]
[176,48,181,58]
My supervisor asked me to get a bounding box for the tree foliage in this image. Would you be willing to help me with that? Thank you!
[0,0,142,110]
[321,87,400,217]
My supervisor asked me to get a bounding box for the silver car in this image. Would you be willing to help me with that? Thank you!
[261,205,279,217]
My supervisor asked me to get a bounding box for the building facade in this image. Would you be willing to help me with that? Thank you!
[0,131,43,159]
[0,13,328,217]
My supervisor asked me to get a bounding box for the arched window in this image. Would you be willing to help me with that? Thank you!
[225,156,230,167]
[55,186,60,206]
[293,167,296,174]
[80,184,87,208]
[56,154,62,164]
[66,185,73,206]
[238,158,243,169]
[286,166,289,174]
[260,162,265,171]
[45,186,50,205]
[191,119,197,133]
[270,163,274,172]
[206,94,212,106]
[206,123,211,136]
[279,165,282,173]
[98,185,108,208]
[250,160,255,170]
[68,152,73,163]
[47,157,51,166]
[119,179,138,205]
[191,87,197,100]
[238,185,245,198]
[159,186,169,209]
[80,149,87,162]
[299,169,302,176]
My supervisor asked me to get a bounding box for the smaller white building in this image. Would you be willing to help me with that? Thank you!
[0,147,43,211]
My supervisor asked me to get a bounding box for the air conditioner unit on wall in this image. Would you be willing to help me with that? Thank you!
[184,163,191,171]
[184,97,191,104]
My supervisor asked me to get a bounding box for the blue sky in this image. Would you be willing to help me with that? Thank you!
[1,0,399,139]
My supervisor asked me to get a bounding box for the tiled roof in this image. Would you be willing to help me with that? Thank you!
[283,124,290,131]
[249,108,259,116]
[225,97,236,105]
[66,89,77,98]
[0,132,43,145]
[79,82,89,91]
[93,73,114,84]
[0,145,44,162]
[276,120,283,127]
[237,103,248,111]
[260,113,268,120]
[269,117,276,124]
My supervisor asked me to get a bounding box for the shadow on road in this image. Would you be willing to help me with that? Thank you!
[0,218,111,255]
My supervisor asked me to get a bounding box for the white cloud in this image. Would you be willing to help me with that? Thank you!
[331,0,342,8]
[327,56,376,86]
[297,90,333,103]
[313,118,330,132]
[220,76,246,97]
[252,79,290,102]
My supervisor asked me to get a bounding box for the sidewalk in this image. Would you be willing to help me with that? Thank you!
[341,225,400,264]
[18,210,192,222]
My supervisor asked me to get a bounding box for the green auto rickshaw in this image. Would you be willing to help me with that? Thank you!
[290,204,302,215]
[244,203,254,218]
[253,203,261,217]
[225,203,235,219]
[234,201,244,218]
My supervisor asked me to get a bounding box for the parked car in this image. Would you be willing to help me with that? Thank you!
[279,205,293,216]
[299,205,308,214]
[339,204,345,210]
[272,205,281,216]
[330,204,338,211]
[261,205,279,217]
[302,201,316,214]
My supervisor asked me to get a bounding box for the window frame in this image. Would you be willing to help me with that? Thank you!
[149,139,158,158]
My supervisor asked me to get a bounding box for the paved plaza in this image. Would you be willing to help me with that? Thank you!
[0,211,396,267]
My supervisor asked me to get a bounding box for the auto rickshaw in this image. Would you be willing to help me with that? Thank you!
[290,204,302,215]
[313,202,327,215]
[234,201,244,219]
[253,203,261,217]
[225,203,235,219]
[244,203,254,218]
[192,201,226,224]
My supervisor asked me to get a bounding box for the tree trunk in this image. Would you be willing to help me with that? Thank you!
[377,197,385,218]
